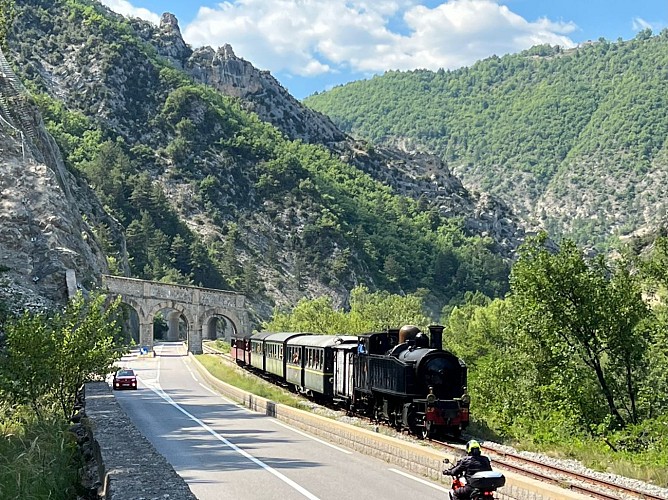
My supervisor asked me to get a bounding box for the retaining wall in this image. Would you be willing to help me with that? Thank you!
[84,382,197,500]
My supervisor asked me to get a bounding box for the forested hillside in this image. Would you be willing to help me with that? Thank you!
[2,0,512,321]
[305,31,668,250]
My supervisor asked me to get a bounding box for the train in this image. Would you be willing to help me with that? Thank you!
[230,324,470,439]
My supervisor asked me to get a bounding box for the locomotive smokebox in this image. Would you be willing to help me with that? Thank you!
[399,325,420,344]
[428,324,444,349]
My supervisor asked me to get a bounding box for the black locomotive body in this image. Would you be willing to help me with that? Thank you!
[231,324,469,439]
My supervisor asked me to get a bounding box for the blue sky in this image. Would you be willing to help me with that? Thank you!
[99,0,667,99]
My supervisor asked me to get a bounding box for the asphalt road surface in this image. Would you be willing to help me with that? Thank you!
[112,342,450,500]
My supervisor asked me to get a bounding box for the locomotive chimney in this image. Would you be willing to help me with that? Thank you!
[428,324,444,349]
[399,325,420,344]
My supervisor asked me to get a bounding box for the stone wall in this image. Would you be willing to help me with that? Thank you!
[84,382,196,500]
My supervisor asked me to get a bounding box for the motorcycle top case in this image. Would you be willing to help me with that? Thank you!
[468,471,506,490]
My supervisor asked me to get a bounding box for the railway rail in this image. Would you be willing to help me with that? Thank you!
[200,341,667,500]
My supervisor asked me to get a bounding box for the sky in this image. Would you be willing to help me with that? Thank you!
[98,0,668,99]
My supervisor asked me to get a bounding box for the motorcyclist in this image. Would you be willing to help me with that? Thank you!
[443,440,493,499]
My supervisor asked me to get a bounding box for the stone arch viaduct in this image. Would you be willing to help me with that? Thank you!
[101,275,251,354]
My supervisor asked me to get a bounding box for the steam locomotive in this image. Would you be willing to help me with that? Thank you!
[230,324,470,439]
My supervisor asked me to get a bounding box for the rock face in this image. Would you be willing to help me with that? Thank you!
[340,142,526,257]
[0,48,122,311]
[132,14,346,145]
[153,13,192,69]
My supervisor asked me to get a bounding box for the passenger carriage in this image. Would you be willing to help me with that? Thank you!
[261,332,311,380]
[249,332,274,372]
[286,335,357,397]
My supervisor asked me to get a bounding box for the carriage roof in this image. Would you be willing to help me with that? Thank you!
[287,334,358,348]
[262,332,313,343]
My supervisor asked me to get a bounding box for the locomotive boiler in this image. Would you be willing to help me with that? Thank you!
[352,324,470,438]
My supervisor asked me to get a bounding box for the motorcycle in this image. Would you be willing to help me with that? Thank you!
[442,458,506,500]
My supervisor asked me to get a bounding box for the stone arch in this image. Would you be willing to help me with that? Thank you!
[146,301,195,349]
[112,296,142,345]
[165,310,185,342]
[200,308,242,342]
[100,275,251,355]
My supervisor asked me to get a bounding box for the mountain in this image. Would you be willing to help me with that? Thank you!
[304,33,668,251]
[1,0,526,322]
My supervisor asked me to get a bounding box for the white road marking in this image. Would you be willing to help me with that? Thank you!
[388,468,450,493]
[184,358,353,455]
[184,358,199,382]
[140,378,321,500]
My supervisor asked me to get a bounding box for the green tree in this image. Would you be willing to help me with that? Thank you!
[263,286,431,334]
[510,233,650,428]
[0,292,125,419]
[0,0,15,51]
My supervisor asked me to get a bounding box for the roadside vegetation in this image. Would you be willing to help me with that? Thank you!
[196,354,303,408]
[0,292,126,499]
[212,338,231,354]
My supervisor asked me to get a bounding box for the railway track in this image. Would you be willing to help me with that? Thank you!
[433,439,667,500]
[200,343,667,500]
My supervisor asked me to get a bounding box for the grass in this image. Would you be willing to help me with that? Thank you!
[212,339,231,354]
[195,354,305,407]
[0,407,82,499]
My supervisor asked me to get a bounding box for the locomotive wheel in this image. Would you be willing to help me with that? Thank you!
[407,411,423,438]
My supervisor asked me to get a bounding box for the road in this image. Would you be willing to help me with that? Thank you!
[112,342,450,500]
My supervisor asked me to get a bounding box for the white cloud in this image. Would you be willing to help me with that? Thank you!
[99,0,161,25]
[632,17,655,32]
[182,0,576,77]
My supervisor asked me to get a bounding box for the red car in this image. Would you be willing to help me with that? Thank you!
[113,368,138,390]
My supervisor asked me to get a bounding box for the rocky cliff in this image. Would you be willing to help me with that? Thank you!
[0,47,124,311]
